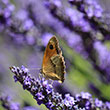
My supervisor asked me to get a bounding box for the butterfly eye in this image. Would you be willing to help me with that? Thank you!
[49,44,54,49]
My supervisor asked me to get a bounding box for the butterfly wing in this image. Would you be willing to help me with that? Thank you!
[51,55,65,82]
[41,36,66,83]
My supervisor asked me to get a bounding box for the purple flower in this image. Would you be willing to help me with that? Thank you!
[67,34,81,47]
[15,9,28,20]
[84,0,103,18]
[13,75,18,82]
[36,92,44,100]
[53,0,62,7]
[75,93,81,101]
[23,19,33,30]
[94,4,103,18]
[45,100,53,109]
[64,94,75,108]
[0,95,40,110]
[85,101,91,110]
[15,9,34,32]
[9,66,110,109]
[42,80,53,94]
[65,8,91,31]
[10,66,63,109]
[105,102,110,109]
[10,102,20,110]
[85,6,94,18]
[0,96,20,110]
[0,0,14,29]
[23,106,39,110]
[95,98,103,108]
[85,0,93,5]
[21,65,29,73]
[81,92,92,99]
[23,76,32,89]
[94,41,110,69]
[0,1,36,46]
[35,92,45,105]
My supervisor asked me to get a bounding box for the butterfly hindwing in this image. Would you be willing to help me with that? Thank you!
[51,55,65,82]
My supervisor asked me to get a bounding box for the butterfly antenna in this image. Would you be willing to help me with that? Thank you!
[28,67,41,71]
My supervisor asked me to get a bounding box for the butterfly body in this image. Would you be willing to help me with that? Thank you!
[41,36,66,83]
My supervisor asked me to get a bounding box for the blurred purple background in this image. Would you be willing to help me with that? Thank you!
[0,0,110,109]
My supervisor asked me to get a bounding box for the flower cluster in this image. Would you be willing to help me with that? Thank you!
[10,65,64,110]
[0,95,39,110]
[0,0,37,46]
[0,96,20,110]
[0,0,14,31]
[69,0,103,18]
[9,65,110,110]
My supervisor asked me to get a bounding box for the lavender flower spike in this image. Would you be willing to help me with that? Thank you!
[9,66,110,110]
[9,66,64,110]
[0,95,39,110]
[0,96,20,110]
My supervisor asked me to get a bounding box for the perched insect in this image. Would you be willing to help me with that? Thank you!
[41,36,66,83]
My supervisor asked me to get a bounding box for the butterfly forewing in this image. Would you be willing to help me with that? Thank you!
[41,36,66,83]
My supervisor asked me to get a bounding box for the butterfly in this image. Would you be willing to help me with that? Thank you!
[41,36,66,83]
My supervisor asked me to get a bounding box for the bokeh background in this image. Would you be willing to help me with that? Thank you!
[0,0,110,109]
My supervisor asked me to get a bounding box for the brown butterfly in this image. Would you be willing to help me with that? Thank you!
[41,36,66,83]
